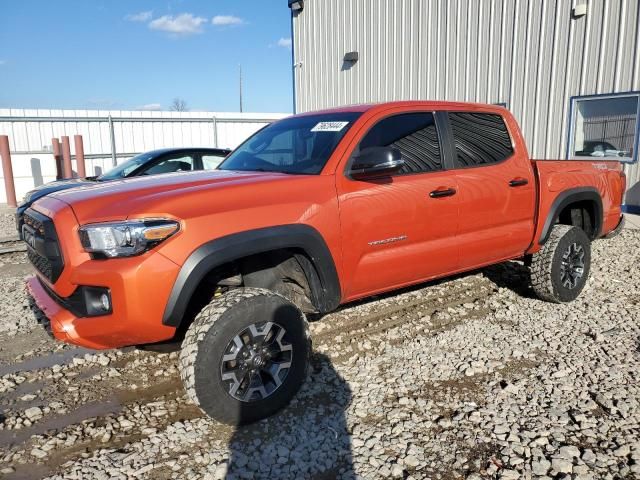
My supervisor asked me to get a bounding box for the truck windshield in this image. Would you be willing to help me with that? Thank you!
[218,112,362,174]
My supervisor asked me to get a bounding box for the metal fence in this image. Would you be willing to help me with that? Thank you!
[0,109,288,203]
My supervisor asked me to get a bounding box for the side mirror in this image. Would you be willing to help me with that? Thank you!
[349,146,404,179]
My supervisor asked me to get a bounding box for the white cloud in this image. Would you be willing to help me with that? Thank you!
[212,15,244,26]
[136,103,162,111]
[125,11,153,22]
[277,37,292,49]
[149,13,207,36]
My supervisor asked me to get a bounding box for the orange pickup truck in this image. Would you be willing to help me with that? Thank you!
[25,101,625,424]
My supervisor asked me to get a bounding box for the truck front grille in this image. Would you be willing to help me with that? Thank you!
[27,248,54,279]
[23,209,64,283]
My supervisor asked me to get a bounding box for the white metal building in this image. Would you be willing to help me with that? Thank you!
[290,0,640,212]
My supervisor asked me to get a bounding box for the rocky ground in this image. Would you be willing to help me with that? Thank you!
[0,209,638,479]
[0,210,17,240]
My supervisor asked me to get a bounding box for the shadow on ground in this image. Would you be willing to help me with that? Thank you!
[482,261,536,299]
[225,352,353,479]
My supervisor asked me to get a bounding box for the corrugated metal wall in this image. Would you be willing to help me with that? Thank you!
[0,109,286,203]
[292,0,640,204]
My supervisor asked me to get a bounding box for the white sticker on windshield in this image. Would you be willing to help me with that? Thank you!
[311,121,349,132]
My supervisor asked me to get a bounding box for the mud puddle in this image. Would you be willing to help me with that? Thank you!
[0,347,97,377]
[0,399,121,448]
[2,463,50,480]
[0,329,55,368]
[0,380,45,407]
[1,378,203,480]
[0,378,187,450]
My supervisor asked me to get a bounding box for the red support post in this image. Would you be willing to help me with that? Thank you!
[61,136,73,179]
[0,135,17,208]
[74,135,86,178]
[52,138,63,180]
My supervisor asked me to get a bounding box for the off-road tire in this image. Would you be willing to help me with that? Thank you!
[530,224,591,303]
[179,287,310,425]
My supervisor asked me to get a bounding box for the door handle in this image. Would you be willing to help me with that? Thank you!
[429,187,457,198]
[509,178,529,187]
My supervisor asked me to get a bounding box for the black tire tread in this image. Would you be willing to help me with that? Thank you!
[531,224,589,303]
[179,287,308,415]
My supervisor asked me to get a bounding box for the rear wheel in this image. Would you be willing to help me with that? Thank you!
[179,288,310,425]
[530,225,591,303]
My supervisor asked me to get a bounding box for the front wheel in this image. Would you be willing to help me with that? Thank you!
[530,224,591,303]
[179,288,310,425]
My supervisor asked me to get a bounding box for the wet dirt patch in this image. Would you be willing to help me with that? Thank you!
[0,346,96,378]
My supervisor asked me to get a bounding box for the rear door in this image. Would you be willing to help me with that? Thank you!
[446,112,536,269]
[336,111,460,300]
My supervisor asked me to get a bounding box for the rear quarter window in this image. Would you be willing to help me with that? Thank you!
[449,112,514,168]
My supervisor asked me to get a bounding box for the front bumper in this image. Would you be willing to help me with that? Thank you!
[26,250,181,350]
[24,197,182,350]
[27,276,108,349]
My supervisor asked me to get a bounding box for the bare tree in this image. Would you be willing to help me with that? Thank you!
[170,98,189,112]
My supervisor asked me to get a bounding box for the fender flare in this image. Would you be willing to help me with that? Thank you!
[162,224,341,327]
[538,187,603,245]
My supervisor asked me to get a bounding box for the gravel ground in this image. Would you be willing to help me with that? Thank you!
[0,210,19,239]
[0,228,638,479]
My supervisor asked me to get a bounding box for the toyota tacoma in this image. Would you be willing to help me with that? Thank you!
[24,101,626,424]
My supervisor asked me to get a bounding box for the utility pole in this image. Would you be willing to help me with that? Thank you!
[239,64,243,113]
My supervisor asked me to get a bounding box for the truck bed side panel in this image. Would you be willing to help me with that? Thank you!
[528,160,625,253]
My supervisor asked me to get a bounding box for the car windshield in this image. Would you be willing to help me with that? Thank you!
[218,112,362,174]
[97,152,156,181]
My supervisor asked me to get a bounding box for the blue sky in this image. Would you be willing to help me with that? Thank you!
[0,1,294,113]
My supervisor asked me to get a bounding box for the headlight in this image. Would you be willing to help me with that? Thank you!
[79,219,179,258]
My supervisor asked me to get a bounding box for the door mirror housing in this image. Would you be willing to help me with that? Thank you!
[349,147,404,179]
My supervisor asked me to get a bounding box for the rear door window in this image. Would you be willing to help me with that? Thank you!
[448,112,514,168]
[357,112,442,174]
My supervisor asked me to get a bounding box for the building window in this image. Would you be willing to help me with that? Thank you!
[568,93,640,163]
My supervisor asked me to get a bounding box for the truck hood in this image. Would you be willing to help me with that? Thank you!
[21,178,96,206]
[46,169,294,224]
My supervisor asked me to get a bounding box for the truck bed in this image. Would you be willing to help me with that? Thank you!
[530,160,625,252]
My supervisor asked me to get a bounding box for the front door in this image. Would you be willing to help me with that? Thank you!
[336,111,460,301]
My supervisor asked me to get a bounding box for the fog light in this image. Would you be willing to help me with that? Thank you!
[100,293,110,311]
[82,287,112,316]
